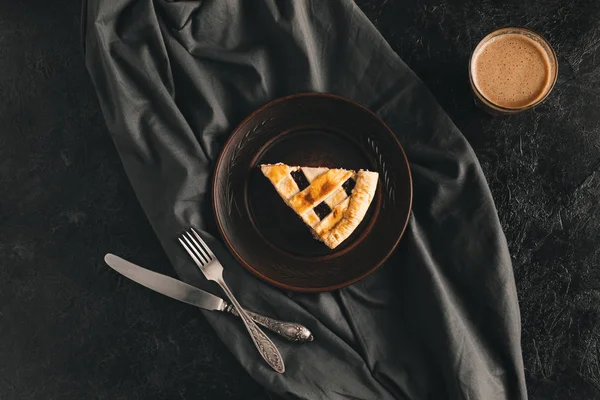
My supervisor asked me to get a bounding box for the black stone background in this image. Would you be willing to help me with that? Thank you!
[1,0,599,399]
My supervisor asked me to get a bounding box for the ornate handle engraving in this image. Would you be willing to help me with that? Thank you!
[226,304,314,343]
[216,277,285,373]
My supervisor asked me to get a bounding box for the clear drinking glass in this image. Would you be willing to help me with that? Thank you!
[469,27,558,115]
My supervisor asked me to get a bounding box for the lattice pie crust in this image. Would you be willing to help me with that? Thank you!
[260,163,378,249]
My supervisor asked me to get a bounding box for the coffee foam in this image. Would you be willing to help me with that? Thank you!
[472,33,553,109]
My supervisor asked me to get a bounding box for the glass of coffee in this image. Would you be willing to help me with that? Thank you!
[469,27,558,115]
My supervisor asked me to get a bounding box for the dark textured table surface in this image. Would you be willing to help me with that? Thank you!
[1,0,599,399]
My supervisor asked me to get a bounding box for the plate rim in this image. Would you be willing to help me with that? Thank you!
[212,92,413,292]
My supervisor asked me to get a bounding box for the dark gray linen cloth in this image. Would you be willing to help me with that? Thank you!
[83,1,527,398]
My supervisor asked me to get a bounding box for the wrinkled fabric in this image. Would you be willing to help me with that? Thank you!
[83,1,527,398]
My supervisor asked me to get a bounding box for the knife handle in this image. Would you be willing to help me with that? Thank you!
[225,303,314,343]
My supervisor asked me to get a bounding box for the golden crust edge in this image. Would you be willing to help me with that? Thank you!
[321,170,379,249]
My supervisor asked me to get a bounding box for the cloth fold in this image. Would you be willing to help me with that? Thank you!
[83,0,527,398]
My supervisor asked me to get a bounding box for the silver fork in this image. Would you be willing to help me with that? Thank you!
[179,228,285,373]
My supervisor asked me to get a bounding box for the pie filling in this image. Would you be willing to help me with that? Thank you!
[342,177,356,197]
[313,201,332,220]
[290,170,310,191]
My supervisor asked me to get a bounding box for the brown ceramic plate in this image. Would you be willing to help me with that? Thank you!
[213,93,412,292]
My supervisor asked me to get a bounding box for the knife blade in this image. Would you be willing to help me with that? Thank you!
[105,253,225,311]
[104,253,313,343]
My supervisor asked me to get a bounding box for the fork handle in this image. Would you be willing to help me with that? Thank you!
[225,304,314,343]
[216,277,285,373]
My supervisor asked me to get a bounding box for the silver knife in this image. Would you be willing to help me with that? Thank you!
[104,253,313,343]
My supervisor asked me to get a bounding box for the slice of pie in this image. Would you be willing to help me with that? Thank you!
[260,163,378,249]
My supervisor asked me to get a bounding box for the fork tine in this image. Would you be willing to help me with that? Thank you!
[184,231,212,263]
[190,228,216,259]
[178,238,205,268]
[182,233,210,265]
